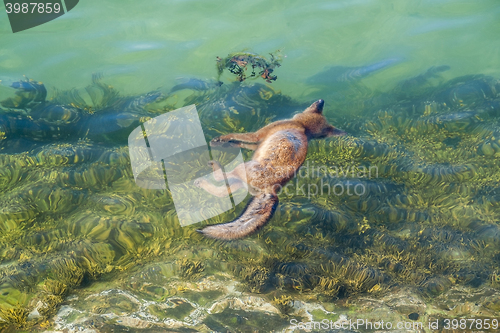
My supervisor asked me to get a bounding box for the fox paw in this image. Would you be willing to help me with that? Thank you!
[210,136,233,146]
[211,139,241,149]
[208,160,222,169]
[194,178,206,188]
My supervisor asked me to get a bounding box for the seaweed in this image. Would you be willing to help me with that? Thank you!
[271,295,294,316]
[0,76,47,110]
[0,307,29,329]
[1,71,500,330]
[178,258,205,280]
[235,264,271,293]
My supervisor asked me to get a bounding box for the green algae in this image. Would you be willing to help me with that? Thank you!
[156,298,194,321]
[310,308,339,322]
[1,71,500,330]
[181,290,223,307]
[204,308,289,333]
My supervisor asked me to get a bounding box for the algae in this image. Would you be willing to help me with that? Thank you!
[271,295,294,316]
[1,70,500,330]
[178,259,205,280]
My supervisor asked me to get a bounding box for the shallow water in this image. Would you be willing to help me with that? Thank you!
[1,0,500,332]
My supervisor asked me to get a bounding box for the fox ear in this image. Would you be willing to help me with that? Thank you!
[305,99,325,114]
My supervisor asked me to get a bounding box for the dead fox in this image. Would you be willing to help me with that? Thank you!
[195,99,346,240]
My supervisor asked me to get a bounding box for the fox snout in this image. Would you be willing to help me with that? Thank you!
[328,127,347,137]
[315,99,325,112]
[304,99,325,113]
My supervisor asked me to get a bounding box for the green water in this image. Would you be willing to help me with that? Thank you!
[2,0,499,98]
[1,0,500,332]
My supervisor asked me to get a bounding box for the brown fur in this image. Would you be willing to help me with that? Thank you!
[195,99,345,239]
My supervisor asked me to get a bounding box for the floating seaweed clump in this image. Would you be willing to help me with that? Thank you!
[1,69,500,330]
[216,50,283,83]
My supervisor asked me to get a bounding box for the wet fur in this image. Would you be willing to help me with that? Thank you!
[196,99,345,239]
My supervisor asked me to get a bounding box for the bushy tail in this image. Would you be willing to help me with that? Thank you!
[197,192,279,240]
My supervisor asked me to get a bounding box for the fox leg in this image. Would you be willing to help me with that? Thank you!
[233,142,258,150]
[210,132,259,146]
[207,160,251,184]
[207,160,225,181]
[222,162,249,183]
[200,160,264,196]
[193,178,228,197]
[207,160,255,181]
[195,160,248,197]
[206,160,252,188]
[212,141,258,150]
[194,177,246,197]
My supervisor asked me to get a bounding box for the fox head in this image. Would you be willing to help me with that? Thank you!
[293,99,346,138]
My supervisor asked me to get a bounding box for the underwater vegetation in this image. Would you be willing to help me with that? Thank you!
[1,65,500,330]
[0,74,165,148]
[178,258,205,280]
[271,295,294,316]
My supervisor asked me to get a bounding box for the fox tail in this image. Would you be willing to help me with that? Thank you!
[197,192,279,240]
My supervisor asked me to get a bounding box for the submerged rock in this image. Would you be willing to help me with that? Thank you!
[307,58,401,89]
[0,76,165,149]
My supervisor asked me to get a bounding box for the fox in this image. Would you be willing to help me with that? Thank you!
[194,99,346,240]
